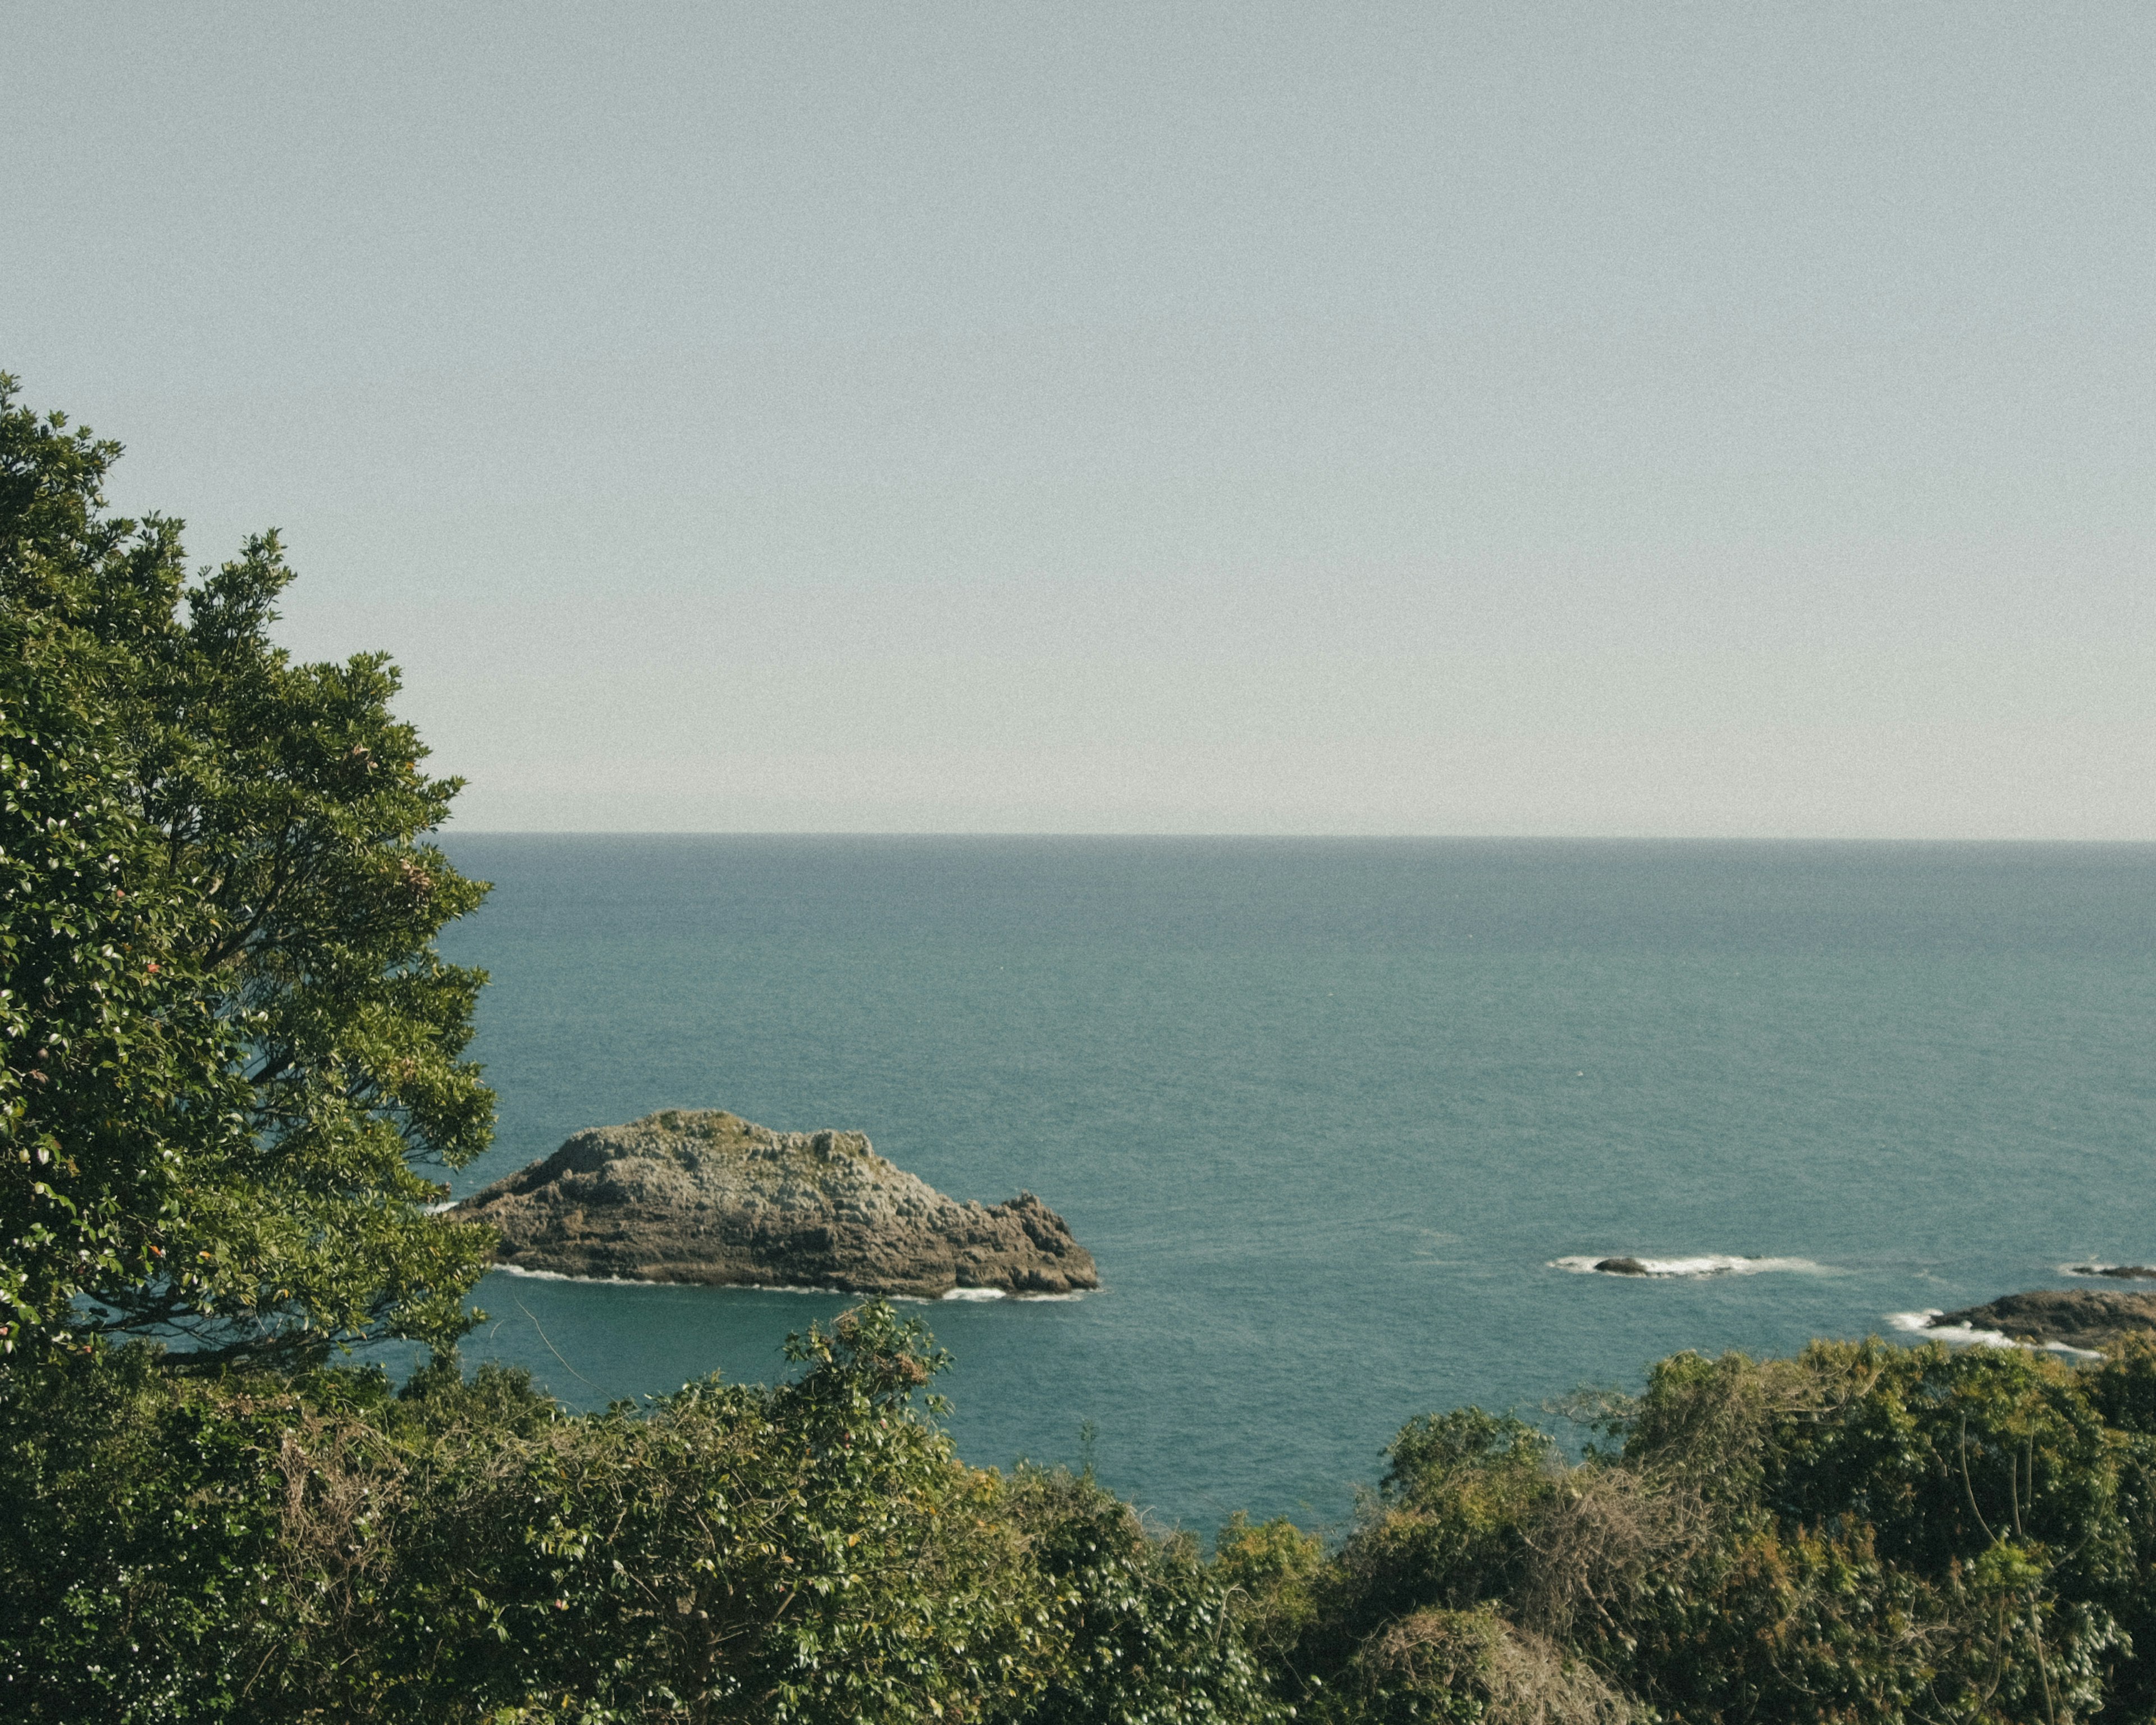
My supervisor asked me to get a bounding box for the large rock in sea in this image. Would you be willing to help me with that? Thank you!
[1930,1289,2156,1352]
[455,1109,1099,1299]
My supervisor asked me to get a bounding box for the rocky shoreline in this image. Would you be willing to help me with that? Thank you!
[1926,1288,2156,1353]
[455,1110,1099,1299]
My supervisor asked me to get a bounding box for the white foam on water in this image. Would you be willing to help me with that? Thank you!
[485,1265,1081,1303]
[490,1263,692,1288]
[489,1264,823,1293]
[1889,1309,2015,1348]
[1551,1254,1826,1279]
[1888,1310,2103,1361]
[935,1286,1089,1302]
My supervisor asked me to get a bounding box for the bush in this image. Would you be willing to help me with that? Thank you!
[1281,1340,2156,1725]
[10,1312,2156,1722]
[0,1306,1063,1724]
[1001,1462,1283,1725]
[1335,1606,1636,1725]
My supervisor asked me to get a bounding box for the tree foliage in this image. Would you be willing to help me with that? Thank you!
[0,374,494,1364]
[0,601,248,1355]
[8,1309,2156,1723]
[1,1307,1045,1723]
[1001,1462,1286,1725]
[1266,1337,2156,1725]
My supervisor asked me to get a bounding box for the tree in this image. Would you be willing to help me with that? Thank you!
[0,374,495,1365]
[1002,1461,1287,1724]
[389,1303,1056,1723]
[0,564,248,1357]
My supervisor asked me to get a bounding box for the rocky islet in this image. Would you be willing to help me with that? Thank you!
[455,1109,1098,1299]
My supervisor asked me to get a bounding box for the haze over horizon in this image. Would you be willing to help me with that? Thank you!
[6,4,2150,838]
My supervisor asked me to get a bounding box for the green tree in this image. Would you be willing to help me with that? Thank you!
[387,1303,1054,1723]
[0,582,249,1357]
[0,375,494,1365]
[1300,1409,1560,1691]
[1001,1461,1286,1725]
[1212,1510,1324,1675]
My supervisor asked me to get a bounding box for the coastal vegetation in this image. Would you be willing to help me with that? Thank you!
[9,377,2156,1721]
[7,1305,2156,1722]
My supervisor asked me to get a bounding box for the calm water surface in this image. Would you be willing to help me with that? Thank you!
[424,838,2156,1532]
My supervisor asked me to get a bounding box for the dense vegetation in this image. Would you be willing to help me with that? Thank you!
[6,1313,2155,1723]
[8,377,2155,1722]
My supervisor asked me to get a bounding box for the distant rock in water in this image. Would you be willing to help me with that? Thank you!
[456,1110,1099,1299]
[1560,1253,1817,1278]
[1930,1289,2156,1352]
[2068,1264,2156,1281]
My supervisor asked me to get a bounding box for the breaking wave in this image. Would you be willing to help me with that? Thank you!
[1551,1253,1826,1279]
[937,1286,1090,1303]
[485,1265,1084,1302]
[488,1264,821,1292]
[1887,1310,2103,1360]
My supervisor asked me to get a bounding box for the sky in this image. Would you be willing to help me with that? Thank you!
[6,3,2151,836]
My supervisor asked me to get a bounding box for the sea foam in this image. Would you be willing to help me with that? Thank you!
[486,1263,1081,1302]
[938,1286,1090,1302]
[1888,1309,2102,1360]
[1551,1253,1825,1279]
[490,1263,821,1293]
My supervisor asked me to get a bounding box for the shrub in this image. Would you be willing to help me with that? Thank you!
[0,1305,1059,1724]
[999,1462,1283,1724]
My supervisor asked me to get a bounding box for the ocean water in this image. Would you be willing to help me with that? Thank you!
[428,838,2156,1532]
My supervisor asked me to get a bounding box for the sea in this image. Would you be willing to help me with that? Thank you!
[423,837,2156,1534]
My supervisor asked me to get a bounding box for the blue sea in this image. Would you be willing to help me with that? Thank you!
[429,838,2156,1533]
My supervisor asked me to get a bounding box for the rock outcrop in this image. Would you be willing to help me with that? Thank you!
[455,1110,1098,1299]
[2069,1264,2156,1281]
[1930,1289,2156,1352]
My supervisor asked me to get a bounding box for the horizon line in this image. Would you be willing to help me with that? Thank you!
[431,829,2156,845]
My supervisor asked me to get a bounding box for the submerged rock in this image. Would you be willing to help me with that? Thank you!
[1930,1289,2156,1352]
[2070,1264,2156,1281]
[1593,1257,1652,1276]
[456,1109,1098,1298]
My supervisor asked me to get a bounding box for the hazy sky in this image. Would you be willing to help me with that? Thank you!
[7,4,2151,836]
